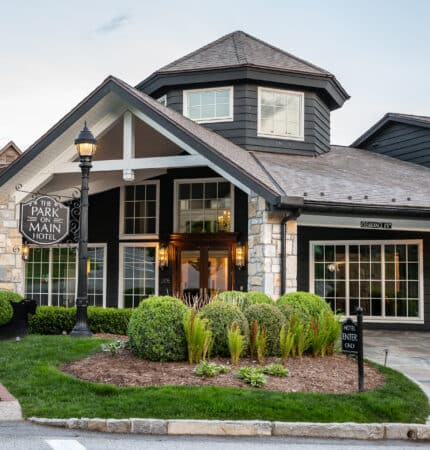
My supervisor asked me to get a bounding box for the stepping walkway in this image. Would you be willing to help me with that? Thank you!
[0,384,22,421]
[364,330,430,400]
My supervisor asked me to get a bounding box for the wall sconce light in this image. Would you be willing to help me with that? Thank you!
[87,257,91,275]
[235,241,246,270]
[21,244,30,261]
[159,243,169,270]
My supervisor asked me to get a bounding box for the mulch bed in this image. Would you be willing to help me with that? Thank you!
[61,345,385,393]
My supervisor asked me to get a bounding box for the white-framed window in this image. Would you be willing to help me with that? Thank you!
[24,244,107,307]
[257,87,304,140]
[309,240,423,323]
[173,178,234,233]
[157,95,167,106]
[120,181,159,239]
[183,86,233,123]
[119,243,159,308]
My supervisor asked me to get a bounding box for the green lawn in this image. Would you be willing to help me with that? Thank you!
[0,335,428,423]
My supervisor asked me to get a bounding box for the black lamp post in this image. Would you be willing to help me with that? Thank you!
[71,122,97,337]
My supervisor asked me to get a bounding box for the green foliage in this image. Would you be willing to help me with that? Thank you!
[193,361,229,377]
[0,296,13,327]
[293,318,311,358]
[309,311,342,357]
[29,306,75,334]
[199,301,249,357]
[244,292,273,305]
[236,367,266,387]
[243,303,285,356]
[277,292,331,321]
[261,364,289,377]
[28,306,133,335]
[212,291,249,310]
[279,323,295,362]
[128,296,188,361]
[183,308,212,364]
[0,335,428,423]
[0,291,24,303]
[227,322,244,365]
[100,340,124,356]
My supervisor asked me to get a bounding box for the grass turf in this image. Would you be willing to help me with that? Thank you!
[0,335,428,423]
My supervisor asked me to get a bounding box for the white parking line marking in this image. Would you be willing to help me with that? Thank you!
[46,439,87,450]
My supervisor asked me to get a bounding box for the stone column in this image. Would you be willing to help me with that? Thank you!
[248,192,298,299]
[0,194,24,294]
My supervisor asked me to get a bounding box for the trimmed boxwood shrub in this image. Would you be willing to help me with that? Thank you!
[244,303,286,356]
[277,292,332,321]
[244,292,273,305]
[0,296,13,326]
[29,306,133,335]
[0,291,24,303]
[199,300,249,357]
[128,296,188,361]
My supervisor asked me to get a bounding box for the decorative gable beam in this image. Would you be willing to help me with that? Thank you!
[123,110,135,181]
[53,155,207,174]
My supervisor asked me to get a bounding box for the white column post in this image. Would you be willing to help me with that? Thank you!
[123,111,135,181]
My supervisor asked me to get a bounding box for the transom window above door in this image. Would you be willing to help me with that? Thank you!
[310,240,423,322]
[175,179,233,233]
[258,87,304,140]
[120,181,159,238]
[183,87,233,123]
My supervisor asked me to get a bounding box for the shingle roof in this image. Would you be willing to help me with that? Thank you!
[352,112,430,147]
[253,145,430,210]
[157,30,332,77]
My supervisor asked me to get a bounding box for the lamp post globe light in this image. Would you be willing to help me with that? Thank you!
[70,122,97,337]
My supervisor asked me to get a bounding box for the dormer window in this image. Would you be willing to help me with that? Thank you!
[183,87,233,123]
[258,87,304,141]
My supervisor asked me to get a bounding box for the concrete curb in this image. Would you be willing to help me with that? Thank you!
[0,384,22,421]
[28,417,430,440]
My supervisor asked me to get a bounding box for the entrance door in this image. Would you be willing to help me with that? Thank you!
[179,247,230,297]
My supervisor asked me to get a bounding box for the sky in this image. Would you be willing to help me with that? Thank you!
[1,0,430,150]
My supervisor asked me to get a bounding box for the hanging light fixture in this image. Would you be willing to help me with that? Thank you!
[159,243,169,269]
[235,241,246,270]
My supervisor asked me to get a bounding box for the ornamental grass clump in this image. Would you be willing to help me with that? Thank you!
[309,311,341,357]
[183,308,213,364]
[250,319,267,363]
[279,323,295,362]
[227,322,244,365]
[213,291,249,310]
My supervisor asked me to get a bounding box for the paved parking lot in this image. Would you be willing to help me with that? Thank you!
[364,330,430,400]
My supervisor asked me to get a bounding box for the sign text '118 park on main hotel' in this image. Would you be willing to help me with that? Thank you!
[20,195,70,245]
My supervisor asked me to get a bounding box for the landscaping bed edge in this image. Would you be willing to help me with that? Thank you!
[28,417,430,440]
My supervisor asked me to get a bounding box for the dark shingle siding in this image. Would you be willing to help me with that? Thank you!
[166,84,330,155]
[361,122,430,167]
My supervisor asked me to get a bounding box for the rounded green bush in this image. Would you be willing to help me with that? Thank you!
[0,296,13,326]
[277,292,332,321]
[199,301,249,357]
[244,292,274,305]
[244,303,286,356]
[128,296,188,361]
[213,291,249,310]
[0,291,24,303]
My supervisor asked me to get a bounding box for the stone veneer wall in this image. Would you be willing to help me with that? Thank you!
[0,194,24,293]
[247,193,297,298]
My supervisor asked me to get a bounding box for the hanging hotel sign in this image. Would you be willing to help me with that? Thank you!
[360,220,392,230]
[20,195,70,245]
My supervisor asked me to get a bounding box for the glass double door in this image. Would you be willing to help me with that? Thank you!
[180,247,230,297]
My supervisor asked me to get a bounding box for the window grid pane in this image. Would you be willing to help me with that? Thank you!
[123,246,156,308]
[123,183,157,235]
[313,242,420,319]
[185,88,232,121]
[177,181,231,233]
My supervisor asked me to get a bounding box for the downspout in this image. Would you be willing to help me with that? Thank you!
[279,207,301,296]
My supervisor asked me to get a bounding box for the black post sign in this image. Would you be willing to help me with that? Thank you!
[20,195,70,245]
[342,307,364,392]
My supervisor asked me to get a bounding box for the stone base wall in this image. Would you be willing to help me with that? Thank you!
[248,193,298,298]
[0,194,23,294]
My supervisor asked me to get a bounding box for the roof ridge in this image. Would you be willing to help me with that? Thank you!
[231,31,247,64]
[158,31,238,72]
